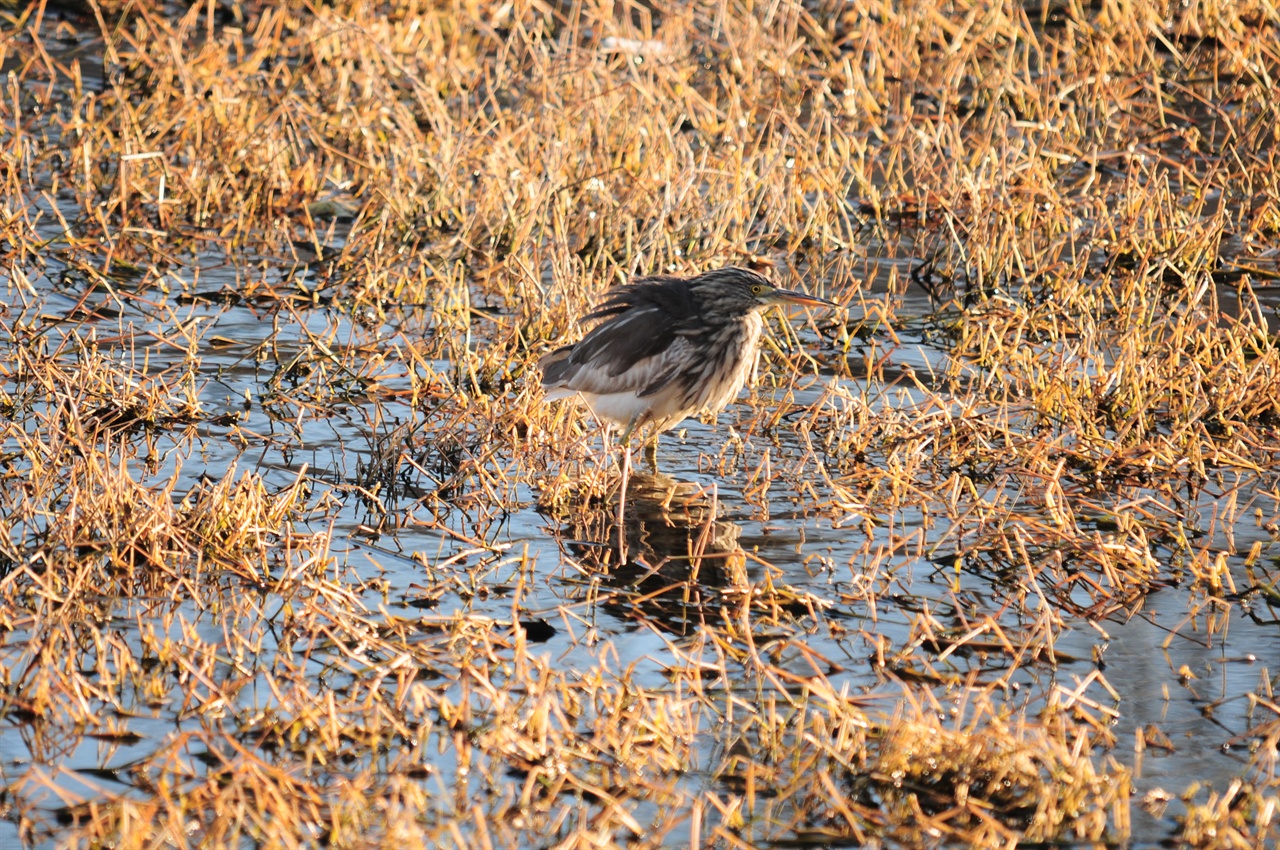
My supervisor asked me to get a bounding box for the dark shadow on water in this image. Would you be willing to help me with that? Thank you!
[546,471,746,636]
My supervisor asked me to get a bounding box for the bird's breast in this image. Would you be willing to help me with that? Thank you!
[685,313,764,414]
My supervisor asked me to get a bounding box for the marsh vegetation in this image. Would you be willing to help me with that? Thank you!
[2,0,1280,847]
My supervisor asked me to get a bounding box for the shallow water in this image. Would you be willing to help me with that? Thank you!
[5,227,1280,846]
[4,12,1280,846]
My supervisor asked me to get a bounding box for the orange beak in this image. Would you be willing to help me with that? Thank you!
[767,287,840,309]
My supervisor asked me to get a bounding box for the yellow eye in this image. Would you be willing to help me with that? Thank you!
[751,284,765,295]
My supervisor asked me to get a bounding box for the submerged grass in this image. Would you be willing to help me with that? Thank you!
[1,0,1280,847]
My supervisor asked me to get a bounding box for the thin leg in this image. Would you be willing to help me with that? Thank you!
[619,415,639,446]
[616,415,638,561]
[617,440,631,558]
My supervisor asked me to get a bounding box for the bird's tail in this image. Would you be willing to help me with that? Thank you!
[537,345,574,388]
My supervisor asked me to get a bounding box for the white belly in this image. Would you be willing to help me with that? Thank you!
[572,390,656,427]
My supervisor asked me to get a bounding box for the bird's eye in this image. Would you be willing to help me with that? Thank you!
[751,284,765,294]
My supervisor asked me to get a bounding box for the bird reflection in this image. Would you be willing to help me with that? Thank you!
[544,471,746,636]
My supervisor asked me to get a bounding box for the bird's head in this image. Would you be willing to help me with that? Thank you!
[694,268,839,318]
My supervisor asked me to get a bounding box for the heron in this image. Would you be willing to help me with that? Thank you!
[539,268,838,525]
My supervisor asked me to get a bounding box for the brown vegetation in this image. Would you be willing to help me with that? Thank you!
[1,0,1280,846]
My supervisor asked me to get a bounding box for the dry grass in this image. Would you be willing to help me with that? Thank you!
[2,0,1280,846]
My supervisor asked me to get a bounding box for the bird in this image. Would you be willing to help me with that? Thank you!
[539,267,839,447]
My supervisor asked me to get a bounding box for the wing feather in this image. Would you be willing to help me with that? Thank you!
[541,277,707,395]
[545,331,696,397]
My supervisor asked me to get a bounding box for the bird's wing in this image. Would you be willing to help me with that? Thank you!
[584,277,698,324]
[579,277,705,368]
[552,318,696,398]
[560,308,671,386]
[541,278,706,395]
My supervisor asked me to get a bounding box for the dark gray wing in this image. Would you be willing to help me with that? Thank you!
[540,277,705,392]
[578,276,701,374]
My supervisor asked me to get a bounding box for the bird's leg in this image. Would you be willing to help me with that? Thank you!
[616,415,639,561]
[619,415,639,447]
[617,440,631,558]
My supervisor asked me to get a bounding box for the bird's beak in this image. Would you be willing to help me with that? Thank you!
[768,287,840,309]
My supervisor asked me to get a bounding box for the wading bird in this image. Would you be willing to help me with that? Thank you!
[539,267,838,531]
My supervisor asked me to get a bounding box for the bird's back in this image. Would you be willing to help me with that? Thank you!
[540,276,701,391]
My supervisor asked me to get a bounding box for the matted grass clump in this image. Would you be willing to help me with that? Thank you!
[868,698,1129,844]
